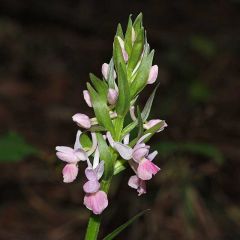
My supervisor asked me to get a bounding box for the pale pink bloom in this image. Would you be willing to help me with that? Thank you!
[147,65,158,84]
[107,88,118,105]
[137,158,160,180]
[117,37,128,62]
[84,190,108,215]
[143,119,168,132]
[72,113,91,129]
[132,144,149,162]
[128,175,146,196]
[83,90,92,107]
[62,164,78,183]
[102,63,117,80]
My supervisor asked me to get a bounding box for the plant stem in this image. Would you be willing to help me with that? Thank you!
[84,179,112,240]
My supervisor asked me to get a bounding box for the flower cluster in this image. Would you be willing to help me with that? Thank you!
[56,14,167,215]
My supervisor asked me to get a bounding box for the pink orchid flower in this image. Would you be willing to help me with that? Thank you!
[83,148,108,215]
[56,131,97,183]
[106,132,160,180]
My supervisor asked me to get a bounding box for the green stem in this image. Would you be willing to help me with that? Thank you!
[84,179,112,240]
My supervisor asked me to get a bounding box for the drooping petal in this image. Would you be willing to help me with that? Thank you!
[128,175,139,189]
[130,106,137,121]
[74,130,83,150]
[114,142,133,160]
[62,164,78,183]
[83,180,100,193]
[136,133,151,145]
[84,191,108,215]
[83,90,92,107]
[137,158,160,180]
[148,151,158,161]
[147,65,158,84]
[92,147,100,169]
[72,113,91,129]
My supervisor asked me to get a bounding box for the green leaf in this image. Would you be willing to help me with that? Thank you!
[87,83,115,135]
[116,24,124,39]
[116,64,130,117]
[133,13,143,34]
[130,50,154,98]
[80,133,92,149]
[124,15,133,56]
[103,209,150,240]
[113,36,126,74]
[141,83,159,122]
[0,132,37,162]
[127,28,144,77]
[121,120,138,138]
[96,133,114,180]
[89,73,108,100]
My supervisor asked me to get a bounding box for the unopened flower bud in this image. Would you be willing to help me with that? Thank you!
[107,88,118,105]
[72,113,91,129]
[117,37,128,62]
[102,63,117,80]
[83,90,92,107]
[147,65,158,84]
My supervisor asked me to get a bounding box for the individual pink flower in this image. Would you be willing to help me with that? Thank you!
[83,90,92,107]
[56,131,97,183]
[147,65,158,84]
[137,157,160,180]
[72,113,91,129]
[107,88,118,105]
[102,63,117,80]
[84,190,108,215]
[117,37,128,62]
[128,175,146,196]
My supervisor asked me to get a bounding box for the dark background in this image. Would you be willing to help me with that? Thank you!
[0,0,240,239]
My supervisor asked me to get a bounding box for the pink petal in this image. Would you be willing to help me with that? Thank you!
[114,142,133,160]
[107,88,118,105]
[85,168,97,181]
[102,63,109,79]
[72,113,91,129]
[56,146,74,154]
[137,158,160,180]
[83,90,92,107]
[128,175,139,189]
[132,147,149,162]
[83,180,100,193]
[74,149,88,161]
[56,151,78,163]
[62,164,78,183]
[84,191,108,215]
[147,65,158,84]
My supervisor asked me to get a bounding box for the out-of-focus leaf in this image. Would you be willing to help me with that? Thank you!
[87,83,115,135]
[103,209,150,240]
[189,81,211,103]
[141,83,159,122]
[116,64,130,117]
[0,132,37,162]
[190,36,217,58]
[154,141,224,164]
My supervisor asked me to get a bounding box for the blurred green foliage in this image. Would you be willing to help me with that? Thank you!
[0,132,38,162]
